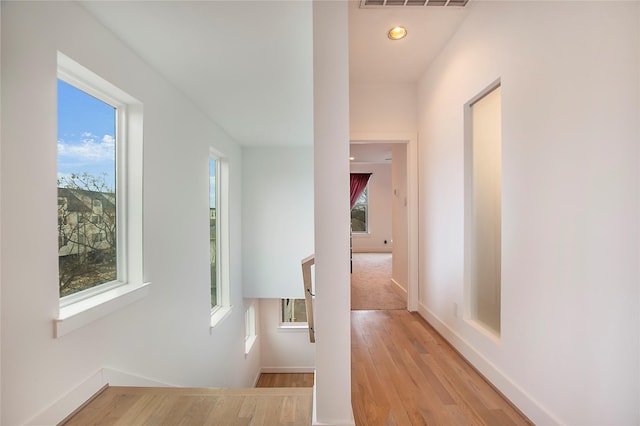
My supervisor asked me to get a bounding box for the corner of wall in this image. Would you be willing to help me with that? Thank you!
[25,370,106,426]
[24,367,177,425]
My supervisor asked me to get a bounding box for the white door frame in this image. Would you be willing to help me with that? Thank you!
[350,132,419,311]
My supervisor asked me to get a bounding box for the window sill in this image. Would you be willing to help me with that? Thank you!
[210,305,233,331]
[245,335,257,357]
[278,324,309,331]
[54,281,150,338]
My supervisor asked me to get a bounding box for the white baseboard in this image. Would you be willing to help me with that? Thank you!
[260,366,316,374]
[391,278,407,293]
[312,373,356,426]
[25,368,176,425]
[102,367,176,387]
[416,302,562,426]
[26,370,106,426]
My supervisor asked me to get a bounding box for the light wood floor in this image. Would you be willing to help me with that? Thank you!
[62,386,312,426]
[351,310,532,425]
[62,312,531,426]
[256,373,314,388]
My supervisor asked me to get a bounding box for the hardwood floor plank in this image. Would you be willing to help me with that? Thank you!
[140,395,175,426]
[237,394,259,419]
[207,395,244,425]
[351,310,532,426]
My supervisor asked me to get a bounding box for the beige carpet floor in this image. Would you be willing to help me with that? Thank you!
[350,253,407,310]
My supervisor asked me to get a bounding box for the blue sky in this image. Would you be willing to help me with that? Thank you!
[57,79,116,191]
[210,158,216,209]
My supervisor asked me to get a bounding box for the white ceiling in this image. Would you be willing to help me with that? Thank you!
[349,0,469,83]
[350,143,394,164]
[80,0,469,148]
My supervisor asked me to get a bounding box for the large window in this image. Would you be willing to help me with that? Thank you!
[351,185,369,233]
[55,52,144,338]
[57,79,118,298]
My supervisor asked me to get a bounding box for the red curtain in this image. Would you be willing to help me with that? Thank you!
[350,173,371,209]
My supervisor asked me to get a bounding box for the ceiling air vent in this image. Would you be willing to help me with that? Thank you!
[360,0,468,7]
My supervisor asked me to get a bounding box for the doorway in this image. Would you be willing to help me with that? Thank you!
[349,134,418,311]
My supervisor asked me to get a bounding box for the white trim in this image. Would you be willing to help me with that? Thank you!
[210,305,233,330]
[277,324,309,331]
[209,156,222,309]
[463,79,502,335]
[102,367,176,387]
[312,375,356,426]
[55,282,150,338]
[260,366,316,374]
[244,303,257,356]
[55,52,145,336]
[25,370,105,426]
[390,278,407,293]
[244,335,257,357]
[25,367,176,425]
[349,132,419,312]
[416,302,561,426]
[209,148,231,319]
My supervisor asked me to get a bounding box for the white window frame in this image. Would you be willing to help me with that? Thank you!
[209,148,231,329]
[209,157,221,310]
[279,298,309,329]
[54,52,147,338]
[244,304,257,356]
[351,185,369,234]
[463,79,502,342]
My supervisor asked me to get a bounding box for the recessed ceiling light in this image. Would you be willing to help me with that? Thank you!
[388,26,407,40]
[349,156,355,161]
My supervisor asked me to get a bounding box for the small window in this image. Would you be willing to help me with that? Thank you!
[209,158,220,309]
[208,149,231,327]
[351,185,369,233]
[465,81,502,337]
[245,304,257,355]
[281,298,308,325]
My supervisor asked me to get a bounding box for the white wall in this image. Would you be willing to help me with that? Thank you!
[312,1,353,424]
[350,82,417,133]
[350,163,392,253]
[0,3,3,420]
[638,6,640,421]
[242,147,314,298]
[1,2,260,424]
[417,2,639,425]
[258,299,315,371]
[391,144,408,291]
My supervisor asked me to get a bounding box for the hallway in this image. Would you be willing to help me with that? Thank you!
[351,310,531,425]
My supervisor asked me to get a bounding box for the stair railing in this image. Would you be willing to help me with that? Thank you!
[301,254,315,343]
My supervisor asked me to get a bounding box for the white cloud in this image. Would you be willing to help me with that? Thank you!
[58,133,115,161]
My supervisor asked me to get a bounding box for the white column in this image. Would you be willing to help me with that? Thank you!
[312,1,353,425]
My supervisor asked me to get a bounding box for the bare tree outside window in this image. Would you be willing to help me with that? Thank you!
[58,78,117,297]
[58,173,116,296]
